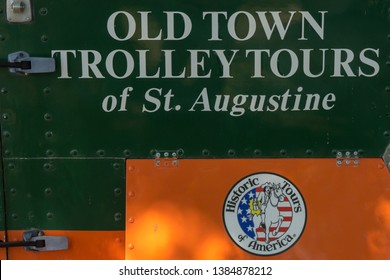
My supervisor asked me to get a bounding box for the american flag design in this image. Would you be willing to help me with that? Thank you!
[237,186,293,242]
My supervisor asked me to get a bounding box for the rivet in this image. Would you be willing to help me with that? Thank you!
[228,149,235,157]
[128,244,134,250]
[115,237,122,243]
[11,213,18,220]
[70,149,79,156]
[202,149,210,156]
[45,131,54,138]
[113,163,120,169]
[46,212,54,220]
[128,191,135,198]
[0,34,5,41]
[305,149,313,156]
[1,88,8,94]
[44,188,53,196]
[3,131,11,138]
[46,149,54,156]
[41,34,49,43]
[177,149,184,157]
[114,188,122,196]
[43,87,51,95]
[4,150,11,156]
[128,217,135,223]
[39,8,48,16]
[43,162,53,171]
[150,149,157,157]
[8,163,15,170]
[2,113,10,120]
[114,212,122,221]
[123,149,131,157]
[128,165,135,171]
[96,149,105,157]
[280,149,287,156]
[10,188,17,195]
[44,113,52,121]
[253,149,262,156]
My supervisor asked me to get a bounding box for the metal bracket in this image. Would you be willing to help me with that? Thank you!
[0,230,68,251]
[8,51,56,75]
[6,0,33,23]
[336,151,360,167]
[383,144,390,171]
[23,230,68,252]
[153,149,184,168]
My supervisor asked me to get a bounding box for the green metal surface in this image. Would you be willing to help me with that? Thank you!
[0,0,389,159]
[2,158,125,230]
[0,142,4,232]
[0,0,390,231]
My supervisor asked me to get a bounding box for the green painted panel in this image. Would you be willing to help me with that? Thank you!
[0,147,4,232]
[0,0,390,158]
[2,159,125,230]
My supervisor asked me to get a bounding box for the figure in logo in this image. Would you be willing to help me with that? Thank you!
[252,183,285,243]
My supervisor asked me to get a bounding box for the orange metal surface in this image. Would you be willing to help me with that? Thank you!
[126,158,390,259]
[3,230,125,260]
[0,231,6,259]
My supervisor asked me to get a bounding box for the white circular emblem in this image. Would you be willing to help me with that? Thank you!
[223,173,306,256]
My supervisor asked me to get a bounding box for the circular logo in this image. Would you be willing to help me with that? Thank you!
[223,173,307,256]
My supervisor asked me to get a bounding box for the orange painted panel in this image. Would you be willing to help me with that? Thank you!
[5,230,125,260]
[0,231,6,260]
[126,158,390,259]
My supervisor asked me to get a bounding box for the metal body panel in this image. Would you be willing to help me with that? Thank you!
[2,159,125,231]
[0,0,389,259]
[0,148,6,259]
[126,159,390,259]
[0,0,389,159]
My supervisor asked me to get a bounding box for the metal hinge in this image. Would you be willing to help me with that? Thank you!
[153,149,184,168]
[335,151,360,167]
[6,0,32,23]
[1,51,56,75]
[0,230,68,252]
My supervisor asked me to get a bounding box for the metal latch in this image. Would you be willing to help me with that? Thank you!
[6,0,33,23]
[0,230,68,251]
[1,51,56,74]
